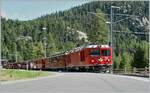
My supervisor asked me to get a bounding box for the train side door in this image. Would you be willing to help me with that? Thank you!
[80,50,85,62]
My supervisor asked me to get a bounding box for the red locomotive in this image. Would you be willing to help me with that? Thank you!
[3,44,112,73]
[64,44,112,72]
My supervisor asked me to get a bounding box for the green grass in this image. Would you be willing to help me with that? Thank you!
[0,69,54,81]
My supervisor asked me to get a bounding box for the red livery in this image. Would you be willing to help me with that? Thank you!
[3,44,112,73]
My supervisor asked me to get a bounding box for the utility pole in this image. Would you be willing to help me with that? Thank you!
[110,6,120,73]
[110,6,114,73]
[15,51,17,63]
[0,51,2,70]
[149,25,150,77]
[110,6,120,46]
[43,27,47,58]
[0,59,2,70]
[110,6,113,47]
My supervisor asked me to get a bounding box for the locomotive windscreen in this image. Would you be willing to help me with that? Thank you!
[90,50,100,56]
[101,49,110,56]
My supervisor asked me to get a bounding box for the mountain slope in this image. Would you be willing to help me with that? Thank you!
[1,1,149,68]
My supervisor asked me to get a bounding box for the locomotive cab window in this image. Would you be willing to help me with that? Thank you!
[101,49,110,56]
[90,50,100,56]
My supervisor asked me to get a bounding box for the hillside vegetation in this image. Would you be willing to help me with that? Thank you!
[1,1,149,69]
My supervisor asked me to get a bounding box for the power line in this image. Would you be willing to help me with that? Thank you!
[113,30,149,35]
[115,14,140,17]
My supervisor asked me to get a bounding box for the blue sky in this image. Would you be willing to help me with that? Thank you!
[1,0,92,21]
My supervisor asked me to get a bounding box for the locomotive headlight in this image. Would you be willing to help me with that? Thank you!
[91,59,95,63]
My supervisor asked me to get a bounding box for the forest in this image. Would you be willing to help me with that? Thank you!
[1,1,149,69]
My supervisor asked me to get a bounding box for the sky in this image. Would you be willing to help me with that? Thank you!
[1,0,92,21]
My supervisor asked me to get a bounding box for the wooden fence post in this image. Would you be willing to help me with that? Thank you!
[133,67,136,74]
[144,67,148,75]
[124,67,127,74]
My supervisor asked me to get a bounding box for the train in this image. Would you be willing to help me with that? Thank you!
[2,44,112,73]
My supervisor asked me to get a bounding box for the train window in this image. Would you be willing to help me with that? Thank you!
[101,49,110,56]
[90,50,100,56]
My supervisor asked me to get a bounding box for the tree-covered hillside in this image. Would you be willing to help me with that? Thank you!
[1,1,149,69]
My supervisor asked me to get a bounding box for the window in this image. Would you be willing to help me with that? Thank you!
[90,50,100,56]
[101,49,110,56]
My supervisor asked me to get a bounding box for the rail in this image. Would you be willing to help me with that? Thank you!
[113,67,149,77]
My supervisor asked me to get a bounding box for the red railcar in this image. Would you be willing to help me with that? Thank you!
[45,53,66,70]
[30,58,48,70]
[3,44,112,72]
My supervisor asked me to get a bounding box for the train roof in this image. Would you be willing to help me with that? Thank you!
[85,45,101,48]
[86,45,110,48]
[67,44,111,54]
[47,44,111,58]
